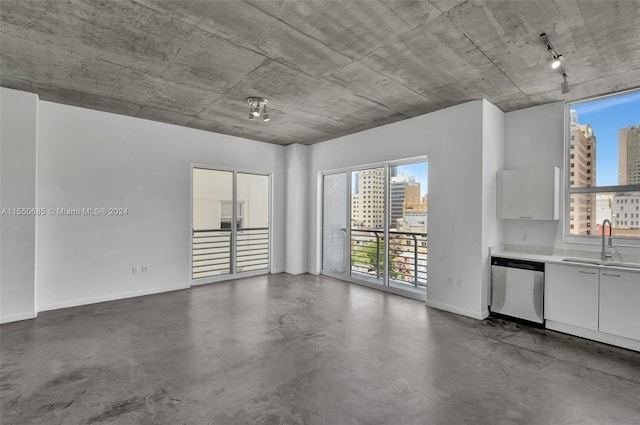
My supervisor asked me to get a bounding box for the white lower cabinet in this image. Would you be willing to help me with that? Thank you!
[545,262,640,349]
[545,263,599,330]
[599,269,640,340]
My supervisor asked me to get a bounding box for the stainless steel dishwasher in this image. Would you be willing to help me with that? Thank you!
[490,257,545,325]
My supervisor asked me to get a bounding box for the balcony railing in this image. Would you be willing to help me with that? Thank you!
[192,227,269,279]
[350,229,427,288]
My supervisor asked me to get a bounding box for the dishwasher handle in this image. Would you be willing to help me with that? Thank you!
[491,257,545,272]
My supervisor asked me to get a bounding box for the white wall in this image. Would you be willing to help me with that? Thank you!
[0,88,38,323]
[309,100,502,319]
[285,144,309,274]
[35,102,285,311]
[481,100,505,311]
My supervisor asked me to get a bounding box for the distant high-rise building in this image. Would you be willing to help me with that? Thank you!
[351,168,384,228]
[619,126,640,185]
[402,186,427,231]
[390,175,416,228]
[569,110,597,235]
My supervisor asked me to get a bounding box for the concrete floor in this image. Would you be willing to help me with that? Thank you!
[1,273,639,425]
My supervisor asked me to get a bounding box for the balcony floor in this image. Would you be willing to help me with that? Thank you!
[1,273,639,424]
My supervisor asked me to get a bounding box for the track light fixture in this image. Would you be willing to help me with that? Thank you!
[246,97,270,122]
[540,32,569,93]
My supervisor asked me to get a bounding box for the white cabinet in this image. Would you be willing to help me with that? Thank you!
[498,166,560,220]
[599,269,640,340]
[545,263,599,330]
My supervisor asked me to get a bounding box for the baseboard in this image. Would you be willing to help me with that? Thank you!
[546,320,640,352]
[426,299,488,320]
[270,268,285,274]
[0,310,37,324]
[284,267,307,275]
[38,283,190,312]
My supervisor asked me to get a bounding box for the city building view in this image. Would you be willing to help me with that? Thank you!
[350,163,428,288]
[569,91,640,238]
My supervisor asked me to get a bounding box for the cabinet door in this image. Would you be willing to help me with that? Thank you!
[500,170,527,219]
[499,167,559,220]
[599,270,640,340]
[545,264,599,330]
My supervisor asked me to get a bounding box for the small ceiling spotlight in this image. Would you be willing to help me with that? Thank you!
[246,97,270,122]
[540,32,570,93]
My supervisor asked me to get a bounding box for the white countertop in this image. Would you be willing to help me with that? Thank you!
[490,247,640,272]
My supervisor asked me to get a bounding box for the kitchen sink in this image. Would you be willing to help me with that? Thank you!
[562,258,600,266]
[562,258,640,270]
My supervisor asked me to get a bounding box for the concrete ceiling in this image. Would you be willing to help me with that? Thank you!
[1,1,639,145]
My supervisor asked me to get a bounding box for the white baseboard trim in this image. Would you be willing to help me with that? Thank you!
[546,320,640,352]
[426,299,487,320]
[38,283,190,313]
[284,268,307,275]
[0,310,38,324]
[270,268,285,274]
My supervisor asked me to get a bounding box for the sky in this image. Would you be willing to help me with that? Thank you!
[572,90,640,186]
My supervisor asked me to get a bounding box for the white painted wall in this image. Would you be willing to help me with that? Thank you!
[36,101,285,311]
[503,102,564,249]
[285,144,309,274]
[0,88,38,323]
[481,100,505,311]
[309,100,502,319]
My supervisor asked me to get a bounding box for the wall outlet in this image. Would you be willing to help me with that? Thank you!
[456,279,462,287]
[447,277,453,286]
[132,266,138,274]
[141,265,148,273]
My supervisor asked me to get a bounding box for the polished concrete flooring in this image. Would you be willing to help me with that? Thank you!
[1,273,639,425]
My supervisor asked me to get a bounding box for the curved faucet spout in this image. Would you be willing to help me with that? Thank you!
[602,219,613,261]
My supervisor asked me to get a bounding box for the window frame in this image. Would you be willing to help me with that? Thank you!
[564,89,640,246]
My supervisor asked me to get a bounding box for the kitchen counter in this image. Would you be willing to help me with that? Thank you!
[490,247,640,271]
[490,245,640,352]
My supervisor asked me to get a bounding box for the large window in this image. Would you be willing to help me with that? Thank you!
[566,90,640,241]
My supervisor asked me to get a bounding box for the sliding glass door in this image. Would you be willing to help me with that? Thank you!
[321,158,428,300]
[192,167,270,283]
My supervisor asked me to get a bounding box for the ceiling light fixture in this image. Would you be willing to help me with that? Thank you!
[540,32,569,93]
[246,97,270,122]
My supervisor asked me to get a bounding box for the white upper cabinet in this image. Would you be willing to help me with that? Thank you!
[498,166,560,220]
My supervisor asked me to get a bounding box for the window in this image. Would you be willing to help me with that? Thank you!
[567,89,640,241]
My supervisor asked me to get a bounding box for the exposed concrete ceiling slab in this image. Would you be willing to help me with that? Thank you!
[1,0,639,145]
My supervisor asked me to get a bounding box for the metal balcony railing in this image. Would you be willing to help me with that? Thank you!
[350,229,427,287]
[192,227,269,279]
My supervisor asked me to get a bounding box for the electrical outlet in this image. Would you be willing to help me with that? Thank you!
[141,265,148,273]
[456,279,462,287]
[447,277,453,286]
[132,266,138,274]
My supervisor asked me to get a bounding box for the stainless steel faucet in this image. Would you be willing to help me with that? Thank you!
[601,219,613,261]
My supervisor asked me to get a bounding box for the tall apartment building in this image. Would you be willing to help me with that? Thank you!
[619,126,640,185]
[569,110,597,235]
[351,168,385,228]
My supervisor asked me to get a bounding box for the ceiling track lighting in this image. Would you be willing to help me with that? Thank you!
[246,97,270,122]
[540,32,570,94]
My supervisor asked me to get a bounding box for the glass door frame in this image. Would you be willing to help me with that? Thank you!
[320,156,428,301]
[190,164,272,286]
